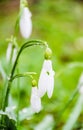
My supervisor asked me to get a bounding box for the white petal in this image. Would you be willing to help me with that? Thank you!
[19,7,32,38]
[38,59,55,98]
[46,70,55,98]
[43,60,53,72]
[6,43,12,63]
[38,69,48,97]
[30,87,42,113]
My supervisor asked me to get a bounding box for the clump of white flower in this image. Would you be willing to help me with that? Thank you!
[38,47,55,98]
[19,0,32,38]
[30,79,42,113]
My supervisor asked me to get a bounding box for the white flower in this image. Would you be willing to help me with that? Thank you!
[19,7,32,38]
[78,73,83,94]
[6,43,12,63]
[38,60,55,98]
[30,87,42,113]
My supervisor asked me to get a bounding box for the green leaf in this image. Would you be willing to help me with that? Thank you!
[34,114,54,130]
[62,95,83,130]
[0,115,17,130]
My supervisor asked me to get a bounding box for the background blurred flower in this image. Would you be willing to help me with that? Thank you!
[6,43,13,63]
[19,7,32,39]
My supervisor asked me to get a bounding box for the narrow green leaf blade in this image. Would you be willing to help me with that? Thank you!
[62,95,83,130]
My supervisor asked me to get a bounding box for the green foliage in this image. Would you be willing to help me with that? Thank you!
[0,0,83,129]
[62,95,83,130]
[0,114,17,130]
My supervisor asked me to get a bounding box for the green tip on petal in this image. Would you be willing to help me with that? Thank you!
[32,79,37,87]
[20,0,28,8]
[44,47,52,59]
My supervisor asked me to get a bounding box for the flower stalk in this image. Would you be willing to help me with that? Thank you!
[11,72,37,81]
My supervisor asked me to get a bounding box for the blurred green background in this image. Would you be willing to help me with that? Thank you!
[0,0,83,130]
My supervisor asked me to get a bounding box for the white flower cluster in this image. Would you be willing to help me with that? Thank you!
[30,48,55,113]
[16,0,54,113]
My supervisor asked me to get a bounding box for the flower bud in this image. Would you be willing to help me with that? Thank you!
[19,7,32,39]
[32,79,37,87]
[44,47,52,59]
[20,0,28,8]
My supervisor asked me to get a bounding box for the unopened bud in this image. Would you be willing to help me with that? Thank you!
[20,0,28,8]
[32,79,37,87]
[44,47,52,59]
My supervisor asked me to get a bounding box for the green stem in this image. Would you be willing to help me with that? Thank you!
[2,80,11,111]
[11,40,47,77]
[16,68,20,129]
[11,72,36,81]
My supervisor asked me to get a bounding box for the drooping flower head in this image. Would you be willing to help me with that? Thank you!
[30,79,42,113]
[38,47,55,98]
[19,0,32,39]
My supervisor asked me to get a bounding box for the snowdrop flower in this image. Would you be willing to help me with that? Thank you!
[30,80,42,113]
[38,47,55,98]
[19,7,32,38]
[6,43,12,63]
[78,73,83,94]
